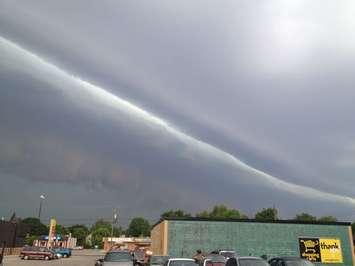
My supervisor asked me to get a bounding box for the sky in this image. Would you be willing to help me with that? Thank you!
[1,1,355,226]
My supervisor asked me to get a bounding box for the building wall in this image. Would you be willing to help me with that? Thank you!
[0,221,28,247]
[151,221,168,255]
[164,220,353,266]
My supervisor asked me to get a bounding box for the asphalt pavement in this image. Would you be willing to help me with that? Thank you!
[3,249,104,266]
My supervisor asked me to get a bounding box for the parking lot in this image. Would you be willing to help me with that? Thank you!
[3,249,103,266]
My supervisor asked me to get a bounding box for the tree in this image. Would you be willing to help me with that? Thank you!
[22,217,48,236]
[255,207,278,221]
[161,209,192,219]
[127,217,150,237]
[68,225,89,246]
[351,223,355,236]
[294,213,317,222]
[196,210,210,218]
[25,235,37,246]
[318,216,337,222]
[91,219,111,232]
[56,224,69,236]
[196,205,247,219]
[91,227,110,249]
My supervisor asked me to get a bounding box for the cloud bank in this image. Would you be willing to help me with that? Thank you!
[1,36,354,210]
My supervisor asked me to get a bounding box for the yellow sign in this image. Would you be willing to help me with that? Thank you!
[48,218,57,245]
[319,238,343,263]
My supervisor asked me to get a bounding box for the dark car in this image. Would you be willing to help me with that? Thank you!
[149,255,170,266]
[53,247,72,258]
[203,254,226,266]
[20,246,55,260]
[95,250,134,266]
[133,250,146,266]
[269,257,315,266]
[227,257,270,266]
[219,251,236,260]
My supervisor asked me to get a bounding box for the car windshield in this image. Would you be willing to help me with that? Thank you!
[239,259,270,266]
[104,252,132,262]
[170,260,197,266]
[284,259,314,266]
[151,256,170,264]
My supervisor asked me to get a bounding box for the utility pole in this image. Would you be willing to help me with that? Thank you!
[38,195,45,220]
[111,209,118,241]
[0,241,5,265]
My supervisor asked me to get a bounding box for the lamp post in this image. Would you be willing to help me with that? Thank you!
[38,195,45,220]
[111,209,118,242]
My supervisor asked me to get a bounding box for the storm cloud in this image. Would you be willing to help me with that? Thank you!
[1,0,355,224]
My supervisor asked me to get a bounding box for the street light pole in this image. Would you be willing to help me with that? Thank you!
[111,209,118,240]
[38,195,45,220]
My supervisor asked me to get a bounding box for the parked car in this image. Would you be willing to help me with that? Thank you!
[53,247,72,258]
[203,255,226,266]
[95,250,134,266]
[20,246,55,260]
[219,251,236,260]
[49,249,60,259]
[149,255,171,266]
[164,258,197,266]
[227,257,270,266]
[133,249,146,266]
[269,257,315,266]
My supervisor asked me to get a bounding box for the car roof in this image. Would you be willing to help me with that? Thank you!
[205,255,226,261]
[238,257,264,260]
[169,258,195,261]
[271,257,306,260]
[108,250,131,253]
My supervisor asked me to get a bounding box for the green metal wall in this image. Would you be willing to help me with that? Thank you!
[167,220,353,266]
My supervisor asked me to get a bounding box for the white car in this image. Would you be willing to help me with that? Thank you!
[165,258,197,266]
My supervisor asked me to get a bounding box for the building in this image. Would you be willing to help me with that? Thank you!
[0,220,29,248]
[33,235,77,249]
[152,218,355,266]
[102,236,151,251]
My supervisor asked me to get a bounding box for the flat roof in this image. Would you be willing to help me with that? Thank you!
[153,217,351,228]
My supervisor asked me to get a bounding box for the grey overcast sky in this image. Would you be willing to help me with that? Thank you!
[1,1,355,226]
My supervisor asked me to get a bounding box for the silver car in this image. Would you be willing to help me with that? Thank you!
[96,250,134,266]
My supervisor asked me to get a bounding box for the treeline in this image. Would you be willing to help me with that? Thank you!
[21,217,150,249]
[161,205,339,223]
[17,204,350,249]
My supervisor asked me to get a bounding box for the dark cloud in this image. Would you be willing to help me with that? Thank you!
[1,0,355,224]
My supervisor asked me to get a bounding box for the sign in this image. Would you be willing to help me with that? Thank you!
[299,238,343,263]
[319,239,343,263]
[299,238,321,262]
[48,218,57,246]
